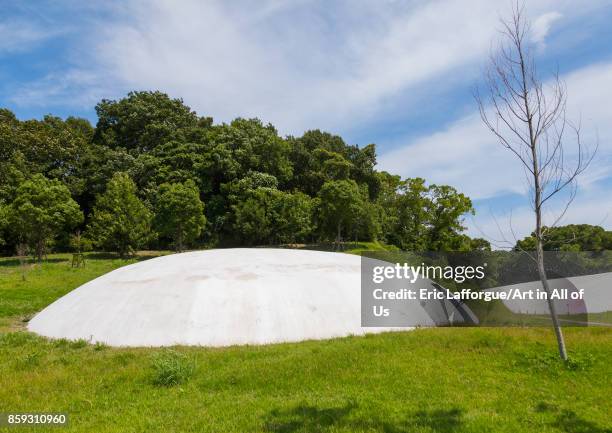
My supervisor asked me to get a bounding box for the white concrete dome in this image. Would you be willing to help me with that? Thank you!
[29,248,407,347]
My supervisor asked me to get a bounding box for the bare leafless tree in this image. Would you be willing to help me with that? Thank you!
[475,4,596,360]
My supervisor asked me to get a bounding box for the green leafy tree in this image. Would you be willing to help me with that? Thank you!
[375,171,402,243]
[155,180,206,252]
[0,201,7,247]
[315,149,352,180]
[76,144,136,217]
[0,109,92,202]
[351,200,382,242]
[346,143,381,200]
[1,91,493,253]
[232,188,276,245]
[317,180,363,244]
[7,174,83,260]
[88,173,152,258]
[270,191,314,244]
[146,141,238,195]
[69,231,93,253]
[232,188,314,245]
[470,237,492,251]
[516,224,612,252]
[94,91,199,153]
[386,179,474,251]
[426,184,474,251]
[287,130,351,195]
[211,118,292,183]
[389,178,430,250]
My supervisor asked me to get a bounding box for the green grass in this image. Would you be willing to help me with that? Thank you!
[276,241,399,255]
[0,253,611,432]
[150,349,197,386]
[0,252,167,331]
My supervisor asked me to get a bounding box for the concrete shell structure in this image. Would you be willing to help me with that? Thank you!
[485,272,612,316]
[28,249,473,347]
[29,249,396,346]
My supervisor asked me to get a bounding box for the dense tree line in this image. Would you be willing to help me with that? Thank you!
[515,224,612,252]
[1,91,500,257]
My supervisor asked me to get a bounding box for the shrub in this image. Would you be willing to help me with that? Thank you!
[151,349,196,386]
[513,349,596,372]
[0,332,43,347]
[52,338,71,349]
[564,352,596,371]
[70,339,89,349]
[20,351,42,367]
[93,341,109,351]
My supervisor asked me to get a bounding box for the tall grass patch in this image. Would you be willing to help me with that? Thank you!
[150,349,196,386]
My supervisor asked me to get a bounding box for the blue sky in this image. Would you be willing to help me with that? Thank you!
[1,0,611,245]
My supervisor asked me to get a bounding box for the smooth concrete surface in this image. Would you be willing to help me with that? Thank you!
[485,272,612,315]
[29,249,411,347]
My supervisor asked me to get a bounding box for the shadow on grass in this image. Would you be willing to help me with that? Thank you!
[264,403,464,433]
[0,258,68,267]
[272,242,372,252]
[264,403,355,433]
[0,251,165,267]
[85,252,164,262]
[85,252,127,260]
[536,402,612,433]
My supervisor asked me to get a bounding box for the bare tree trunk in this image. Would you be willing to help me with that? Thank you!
[17,243,28,281]
[176,225,183,252]
[35,239,44,262]
[532,141,567,359]
[535,236,568,360]
[476,4,595,361]
[523,59,568,361]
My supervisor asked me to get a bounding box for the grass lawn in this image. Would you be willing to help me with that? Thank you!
[0,252,611,432]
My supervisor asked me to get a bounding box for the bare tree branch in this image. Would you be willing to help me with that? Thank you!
[474,1,597,360]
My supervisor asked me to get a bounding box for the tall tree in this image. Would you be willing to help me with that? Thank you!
[0,110,92,200]
[476,5,595,360]
[212,118,292,183]
[271,191,314,244]
[155,180,206,252]
[426,184,474,251]
[389,178,430,251]
[88,173,152,258]
[232,187,277,245]
[317,180,363,246]
[94,91,199,153]
[0,202,6,247]
[7,174,83,260]
[516,224,611,252]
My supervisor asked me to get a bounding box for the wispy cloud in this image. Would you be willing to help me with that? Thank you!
[467,183,612,247]
[85,0,505,134]
[531,11,563,48]
[8,0,607,134]
[3,0,610,243]
[379,61,612,193]
[0,20,61,54]
[8,69,107,109]
[379,61,612,239]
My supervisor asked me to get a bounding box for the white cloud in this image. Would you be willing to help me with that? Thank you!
[531,11,563,47]
[5,0,609,242]
[378,113,527,199]
[379,61,612,241]
[9,70,107,109]
[467,184,612,247]
[87,0,506,133]
[10,0,602,134]
[80,0,607,135]
[0,20,60,53]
